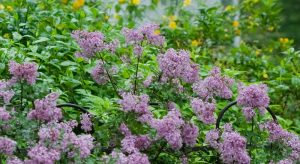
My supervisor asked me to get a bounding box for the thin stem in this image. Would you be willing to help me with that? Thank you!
[133,56,141,94]
[99,54,121,98]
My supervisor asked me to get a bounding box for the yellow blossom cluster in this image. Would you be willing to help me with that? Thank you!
[72,0,85,10]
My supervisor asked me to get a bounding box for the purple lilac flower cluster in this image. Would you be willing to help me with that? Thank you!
[260,121,300,162]
[72,30,105,59]
[157,48,199,83]
[192,67,234,100]
[0,137,17,155]
[143,74,153,87]
[103,150,150,164]
[191,98,216,124]
[150,108,199,149]
[8,61,39,85]
[27,144,61,164]
[80,113,92,132]
[28,93,62,122]
[205,124,250,164]
[90,60,109,85]
[0,107,11,121]
[6,120,94,163]
[119,93,199,150]
[0,81,15,104]
[119,123,151,153]
[119,93,153,123]
[102,124,151,164]
[122,23,165,47]
[105,39,120,53]
[237,84,270,121]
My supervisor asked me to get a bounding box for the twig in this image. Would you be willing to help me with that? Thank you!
[99,54,121,98]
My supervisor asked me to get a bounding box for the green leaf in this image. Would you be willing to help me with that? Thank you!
[32,37,50,44]
[12,32,22,42]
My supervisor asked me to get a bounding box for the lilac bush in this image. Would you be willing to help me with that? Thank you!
[0,23,298,164]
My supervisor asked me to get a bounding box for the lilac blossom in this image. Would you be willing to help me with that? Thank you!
[191,98,216,124]
[140,24,165,46]
[7,157,24,164]
[205,125,250,164]
[143,75,153,87]
[0,137,17,155]
[260,121,300,162]
[134,135,151,151]
[110,150,150,164]
[237,83,270,120]
[119,123,151,153]
[242,107,256,121]
[8,61,39,85]
[28,93,62,122]
[121,135,138,154]
[119,93,153,123]
[181,123,199,147]
[91,61,109,85]
[75,134,94,158]
[27,144,60,164]
[122,24,165,47]
[120,123,132,136]
[105,39,119,53]
[80,113,92,132]
[72,30,105,59]
[181,155,188,164]
[150,108,184,150]
[192,67,234,100]
[133,45,143,57]
[122,28,144,45]
[158,48,199,83]
[0,81,15,104]
[0,107,11,121]
[125,151,150,164]
[220,130,251,164]
[38,125,60,142]
[205,129,220,149]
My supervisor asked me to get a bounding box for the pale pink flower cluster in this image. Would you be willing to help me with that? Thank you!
[237,83,270,121]
[158,48,199,83]
[8,61,39,85]
[28,93,62,122]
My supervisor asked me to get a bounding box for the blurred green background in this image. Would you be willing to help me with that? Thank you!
[280,0,300,48]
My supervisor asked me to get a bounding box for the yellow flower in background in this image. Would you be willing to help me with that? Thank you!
[279,37,289,44]
[268,26,274,32]
[6,6,13,11]
[119,0,126,4]
[169,21,177,29]
[183,0,191,7]
[104,15,109,20]
[0,4,4,10]
[233,20,239,27]
[191,40,202,47]
[72,0,85,10]
[169,15,177,21]
[131,0,140,5]
[62,0,68,4]
[263,70,268,79]
[3,33,10,39]
[225,5,233,11]
[119,0,125,4]
[154,29,160,35]
[114,14,121,20]
[235,29,241,35]
[255,49,261,56]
